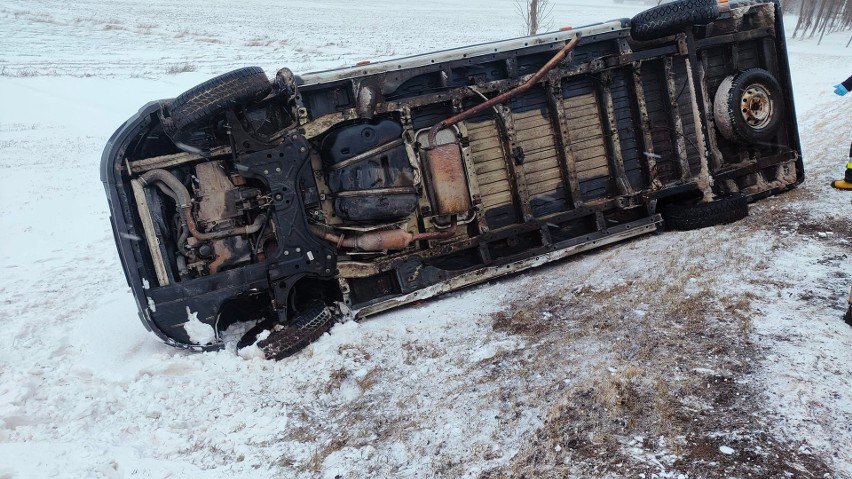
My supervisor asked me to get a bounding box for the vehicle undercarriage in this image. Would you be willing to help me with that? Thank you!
[102,0,802,358]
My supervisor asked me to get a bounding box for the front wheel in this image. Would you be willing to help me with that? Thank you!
[168,66,271,131]
[237,300,340,360]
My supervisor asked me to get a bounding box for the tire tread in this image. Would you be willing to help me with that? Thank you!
[631,0,719,41]
[660,194,748,230]
[169,67,270,130]
[256,301,338,360]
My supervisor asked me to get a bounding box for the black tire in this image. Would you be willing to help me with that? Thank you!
[713,68,784,144]
[844,305,852,327]
[235,317,276,351]
[169,67,270,131]
[630,0,719,41]
[660,193,748,230]
[253,301,339,360]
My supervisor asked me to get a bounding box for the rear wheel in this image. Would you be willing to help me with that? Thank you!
[630,0,719,41]
[660,193,748,231]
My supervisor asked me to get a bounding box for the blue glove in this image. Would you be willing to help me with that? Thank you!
[835,84,849,96]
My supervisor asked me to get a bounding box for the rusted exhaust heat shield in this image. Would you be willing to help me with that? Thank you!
[422,140,473,215]
[309,224,457,251]
[423,34,582,214]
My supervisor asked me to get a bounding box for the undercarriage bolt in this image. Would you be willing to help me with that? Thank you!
[274,193,283,201]
[198,244,213,258]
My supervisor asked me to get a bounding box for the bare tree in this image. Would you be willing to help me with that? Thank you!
[515,0,554,36]
[782,0,803,14]
[792,0,851,44]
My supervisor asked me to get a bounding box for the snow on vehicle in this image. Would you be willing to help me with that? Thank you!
[101,0,802,359]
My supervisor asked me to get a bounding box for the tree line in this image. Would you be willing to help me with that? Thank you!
[784,0,851,44]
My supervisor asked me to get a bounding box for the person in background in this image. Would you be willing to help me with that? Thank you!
[830,75,852,191]
[834,75,852,96]
[834,75,852,326]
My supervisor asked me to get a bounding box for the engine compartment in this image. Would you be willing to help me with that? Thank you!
[133,160,273,283]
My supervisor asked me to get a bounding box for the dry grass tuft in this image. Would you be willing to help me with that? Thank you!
[165,62,197,75]
[245,36,274,47]
[309,434,349,471]
[355,368,380,393]
[0,67,39,77]
[324,367,350,394]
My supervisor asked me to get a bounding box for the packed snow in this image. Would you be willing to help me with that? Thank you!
[0,0,850,477]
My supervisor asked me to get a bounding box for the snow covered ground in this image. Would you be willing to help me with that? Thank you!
[0,0,850,477]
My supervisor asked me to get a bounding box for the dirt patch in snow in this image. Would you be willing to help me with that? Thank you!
[480,255,832,478]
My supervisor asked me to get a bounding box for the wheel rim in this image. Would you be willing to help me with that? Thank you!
[739,83,773,130]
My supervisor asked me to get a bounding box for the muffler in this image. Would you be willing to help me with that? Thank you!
[422,138,472,215]
[423,34,581,216]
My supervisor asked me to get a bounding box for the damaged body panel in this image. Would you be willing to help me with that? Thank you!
[102,0,802,357]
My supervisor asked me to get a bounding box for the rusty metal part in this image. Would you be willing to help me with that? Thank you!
[138,169,267,242]
[309,223,457,251]
[327,138,405,171]
[301,108,361,139]
[208,243,233,274]
[427,33,581,145]
[127,146,231,175]
[599,70,632,196]
[630,61,662,190]
[196,161,241,227]
[739,83,773,129]
[663,57,692,183]
[208,236,252,274]
[423,143,472,215]
[334,187,417,198]
[182,209,266,241]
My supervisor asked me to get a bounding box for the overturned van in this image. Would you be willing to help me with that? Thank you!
[102,0,802,359]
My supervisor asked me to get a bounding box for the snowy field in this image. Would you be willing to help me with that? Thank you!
[0,0,850,477]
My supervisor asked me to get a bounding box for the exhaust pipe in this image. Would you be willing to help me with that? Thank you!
[421,34,582,216]
[309,223,457,251]
[426,33,581,147]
